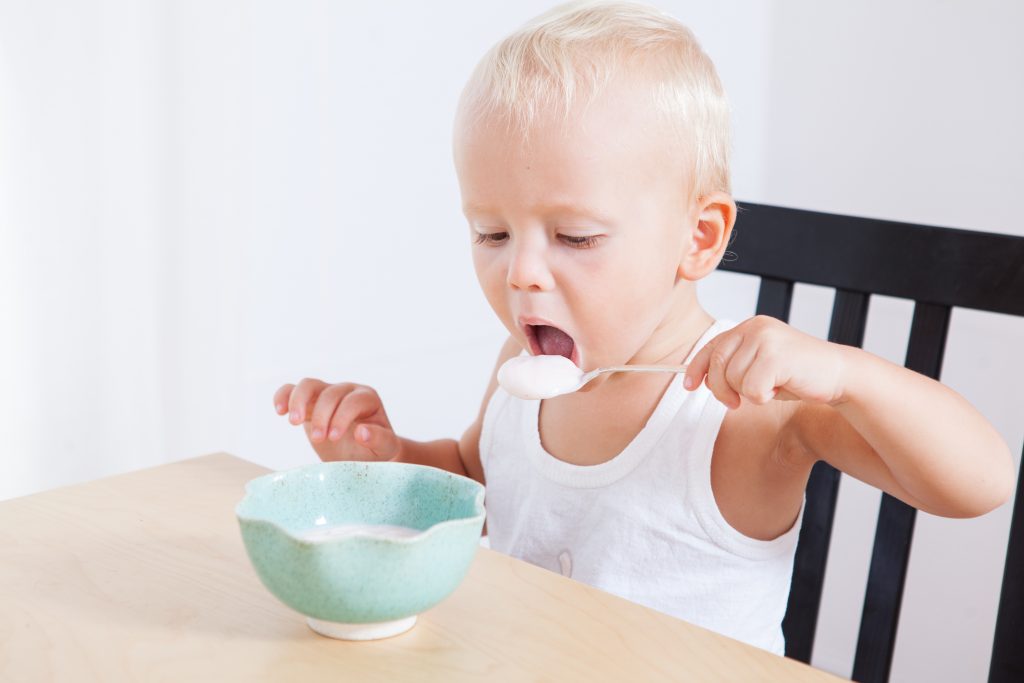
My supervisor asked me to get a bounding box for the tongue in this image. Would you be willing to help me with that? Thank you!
[535,325,574,360]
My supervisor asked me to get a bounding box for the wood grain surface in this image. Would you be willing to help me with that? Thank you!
[0,453,844,681]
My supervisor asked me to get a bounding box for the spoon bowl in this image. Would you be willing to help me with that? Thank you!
[497,354,690,400]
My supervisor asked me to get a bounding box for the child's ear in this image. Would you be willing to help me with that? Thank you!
[676,192,737,282]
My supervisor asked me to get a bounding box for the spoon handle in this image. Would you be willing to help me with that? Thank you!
[576,363,692,389]
[598,364,689,374]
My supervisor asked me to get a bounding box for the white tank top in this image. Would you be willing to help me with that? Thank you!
[479,319,803,655]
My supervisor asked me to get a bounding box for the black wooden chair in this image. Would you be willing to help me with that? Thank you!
[718,202,1024,683]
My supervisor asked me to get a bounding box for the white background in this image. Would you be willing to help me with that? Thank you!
[1,1,1022,680]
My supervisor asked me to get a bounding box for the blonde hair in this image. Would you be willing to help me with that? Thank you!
[454,0,732,198]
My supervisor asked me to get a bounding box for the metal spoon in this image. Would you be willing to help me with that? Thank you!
[498,355,691,400]
[573,363,690,391]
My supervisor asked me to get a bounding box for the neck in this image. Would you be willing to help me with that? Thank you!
[626,282,714,367]
[572,283,714,397]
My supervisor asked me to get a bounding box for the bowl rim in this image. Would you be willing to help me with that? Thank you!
[235,460,486,547]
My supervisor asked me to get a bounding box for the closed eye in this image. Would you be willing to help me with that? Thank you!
[472,232,602,249]
[472,231,508,246]
[559,234,601,249]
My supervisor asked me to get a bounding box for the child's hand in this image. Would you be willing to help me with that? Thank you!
[273,380,402,462]
[683,316,847,409]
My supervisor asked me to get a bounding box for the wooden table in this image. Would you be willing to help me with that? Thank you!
[0,453,843,681]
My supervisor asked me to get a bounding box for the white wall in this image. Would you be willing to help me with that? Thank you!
[1,1,1021,681]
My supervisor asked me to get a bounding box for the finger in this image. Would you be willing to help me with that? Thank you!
[724,336,759,401]
[704,334,743,409]
[273,384,294,415]
[684,334,720,391]
[742,350,784,404]
[328,388,383,441]
[353,422,402,460]
[309,384,359,442]
[287,378,328,424]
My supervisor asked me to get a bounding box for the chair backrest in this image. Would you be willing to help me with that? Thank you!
[718,202,1024,683]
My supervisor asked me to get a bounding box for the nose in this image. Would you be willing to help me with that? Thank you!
[507,237,555,292]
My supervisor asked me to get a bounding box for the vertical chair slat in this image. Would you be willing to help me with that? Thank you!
[852,302,951,683]
[782,289,871,662]
[755,276,794,321]
[989,442,1024,682]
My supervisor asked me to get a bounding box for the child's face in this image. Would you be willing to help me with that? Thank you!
[453,76,707,373]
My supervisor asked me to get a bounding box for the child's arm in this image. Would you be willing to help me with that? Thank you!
[684,316,1016,518]
[274,336,524,486]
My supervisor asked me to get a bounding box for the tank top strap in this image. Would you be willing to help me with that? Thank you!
[479,378,513,474]
[681,319,805,560]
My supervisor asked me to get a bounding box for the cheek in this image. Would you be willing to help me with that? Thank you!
[575,245,675,334]
[472,251,512,313]
[472,249,500,287]
[561,254,631,322]
[592,241,674,298]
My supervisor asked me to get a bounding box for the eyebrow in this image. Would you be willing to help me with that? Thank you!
[462,201,615,226]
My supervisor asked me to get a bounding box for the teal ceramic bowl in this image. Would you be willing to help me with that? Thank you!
[236,461,486,640]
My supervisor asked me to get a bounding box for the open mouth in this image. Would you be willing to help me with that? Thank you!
[525,323,580,366]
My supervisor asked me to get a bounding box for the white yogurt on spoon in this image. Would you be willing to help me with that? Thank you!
[497,354,585,400]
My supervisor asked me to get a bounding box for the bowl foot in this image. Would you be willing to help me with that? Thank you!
[306,615,417,640]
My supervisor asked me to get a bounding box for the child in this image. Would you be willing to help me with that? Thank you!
[272,0,1014,655]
